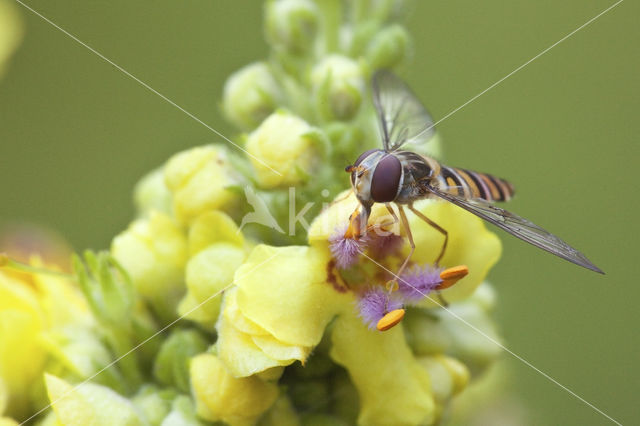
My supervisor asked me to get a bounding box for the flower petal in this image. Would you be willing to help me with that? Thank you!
[217,288,295,377]
[407,200,501,303]
[235,245,350,347]
[330,312,435,425]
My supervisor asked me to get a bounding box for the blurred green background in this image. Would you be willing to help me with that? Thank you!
[0,1,637,424]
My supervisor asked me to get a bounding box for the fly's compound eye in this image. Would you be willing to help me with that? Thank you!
[371,154,402,202]
[351,149,381,186]
[354,149,380,167]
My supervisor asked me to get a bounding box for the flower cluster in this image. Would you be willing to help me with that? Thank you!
[0,1,509,425]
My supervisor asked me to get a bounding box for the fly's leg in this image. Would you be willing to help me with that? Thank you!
[366,203,399,236]
[385,204,415,292]
[408,203,448,266]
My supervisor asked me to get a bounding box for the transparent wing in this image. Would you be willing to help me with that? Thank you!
[372,70,436,152]
[426,185,603,273]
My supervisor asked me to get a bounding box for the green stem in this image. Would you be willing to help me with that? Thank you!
[317,0,341,54]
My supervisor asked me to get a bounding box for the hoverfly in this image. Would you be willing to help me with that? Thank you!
[345,70,603,279]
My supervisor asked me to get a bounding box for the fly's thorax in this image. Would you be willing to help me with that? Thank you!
[394,152,440,204]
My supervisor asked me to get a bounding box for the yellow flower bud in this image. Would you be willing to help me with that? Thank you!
[311,55,366,120]
[187,210,245,257]
[190,353,279,426]
[246,112,317,188]
[133,167,172,217]
[178,242,245,328]
[223,62,282,130]
[417,355,470,403]
[164,145,239,223]
[111,211,187,322]
[45,374,146,426]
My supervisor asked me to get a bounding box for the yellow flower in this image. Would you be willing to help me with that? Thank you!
[216,245,350,378]
[111,211,187,323]
[190,353,279,426]
[245,111,317,188]
[0,259,88,420]
[0,0,22,79]
[309,190,501,303]
[164,145,240,223]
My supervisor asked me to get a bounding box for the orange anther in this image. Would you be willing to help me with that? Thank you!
[376,308,405,331]
[344,208,363,239]
[437,265,469,290]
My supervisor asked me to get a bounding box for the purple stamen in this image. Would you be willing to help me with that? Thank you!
[357,287,403,329]
[329,225,368,269]
[397,265,443,303]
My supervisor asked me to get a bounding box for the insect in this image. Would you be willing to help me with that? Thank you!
[344,70,603,281]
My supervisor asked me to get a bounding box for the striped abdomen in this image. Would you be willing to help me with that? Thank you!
[437,166,515,202]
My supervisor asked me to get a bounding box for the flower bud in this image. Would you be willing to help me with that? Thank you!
[311,55,366,121]
[190,353,279,425]
[264,0,318,55]
[133,167,173,217]
[164,145,240,223]
[178,242,246,328]
[161,395,202,426]
[365,24,410,70]
[111,211,188,323]
[258,395,299,426]
[246,111,317,188]
[223,62,282,130]
[153,329,208,393]
[131,385,174,425]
